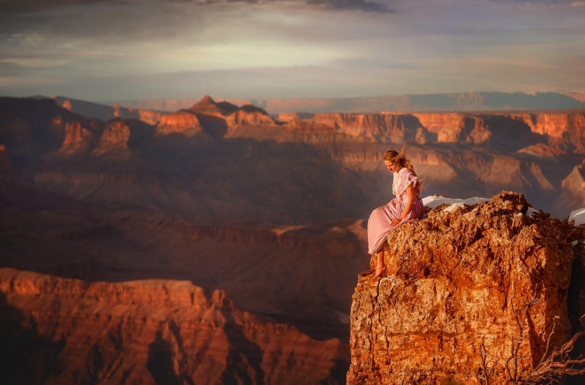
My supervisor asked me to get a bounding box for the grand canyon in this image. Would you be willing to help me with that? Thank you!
[1,93,585,384]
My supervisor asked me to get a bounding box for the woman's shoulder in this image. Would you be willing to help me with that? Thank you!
[400,168,415,177]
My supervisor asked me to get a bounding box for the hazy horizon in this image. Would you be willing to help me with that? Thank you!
[1,0,584,102]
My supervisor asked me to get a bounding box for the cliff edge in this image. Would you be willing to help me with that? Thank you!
[347,191,585,384]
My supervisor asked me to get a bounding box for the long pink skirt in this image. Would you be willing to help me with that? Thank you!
[367,196,424,254]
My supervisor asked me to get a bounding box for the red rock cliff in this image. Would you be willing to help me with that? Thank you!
[413,113,491,144]
[92,120,131,156]
[155,111,204,136]
[347,191,584,384]
[225,106,277,128]
[310,113,419,143]
[58,121,98,154]
[0,268,348,385]
[511,113,585,153]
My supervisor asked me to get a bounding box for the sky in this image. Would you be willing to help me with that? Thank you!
[0,0,584,103]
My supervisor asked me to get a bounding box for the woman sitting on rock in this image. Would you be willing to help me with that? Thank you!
[368,147,424,279]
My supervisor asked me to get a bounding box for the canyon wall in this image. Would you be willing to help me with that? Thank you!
[0,268,348,385]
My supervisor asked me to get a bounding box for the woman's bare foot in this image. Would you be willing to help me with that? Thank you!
[372,265,387,279]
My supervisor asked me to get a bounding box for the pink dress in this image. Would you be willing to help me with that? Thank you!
[367,167,424,254]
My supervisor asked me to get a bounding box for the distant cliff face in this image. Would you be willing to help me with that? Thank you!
[347,192,584,384]
[59,121,99,154]
[0,268,348,385]
[1,96,584,219]
[54,96,163,125]
[92,120,131,157]
[155,110,204,136]
[116,92,585,114]
[413,113,491,144]
[225,108,276,128]
[309,113,419,143]
[296,111,585,151]
[556,164,585,215]
[511,113,585,153]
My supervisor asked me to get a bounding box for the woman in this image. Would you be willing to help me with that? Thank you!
[368,147,424,279]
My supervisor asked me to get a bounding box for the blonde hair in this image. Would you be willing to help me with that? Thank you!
[384,144,423,194]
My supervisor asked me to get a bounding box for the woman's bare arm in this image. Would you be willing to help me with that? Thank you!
[391,184,415,226]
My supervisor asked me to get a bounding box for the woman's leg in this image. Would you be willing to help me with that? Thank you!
[372,247,387,279]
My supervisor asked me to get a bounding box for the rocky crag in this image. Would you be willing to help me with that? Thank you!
[347,191,585,384]
[0,268,348,385]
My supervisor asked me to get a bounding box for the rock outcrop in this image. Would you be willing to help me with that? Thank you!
[92,120,131,157]
[517,143,567,158]
[189,94,239,117]
[0,268,348,385]
[511,113,585,153]
[310,113,419,143]
[155,110,204,136]
[225,108,276,128]
[413,113,491,144]
[347,191,584,384]
[58,121,99,154]
[555,164,585,215]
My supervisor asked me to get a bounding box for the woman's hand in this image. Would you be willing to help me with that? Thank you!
[391,218,401,226]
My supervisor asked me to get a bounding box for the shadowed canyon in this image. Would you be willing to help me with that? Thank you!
[1,94,585,384]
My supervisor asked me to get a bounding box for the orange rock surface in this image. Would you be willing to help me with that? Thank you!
[155,110,204,136]
[413,113,491,144]
[59,121,97,154]
[92,120,131,156]
[0,268,348,385]
[225,107,277,128]
[347,191,583,384]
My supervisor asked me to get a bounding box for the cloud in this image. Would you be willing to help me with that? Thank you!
[305,0,391,12]
[0,0,582,101]
[0,0,114,15]
[0,0,392,17]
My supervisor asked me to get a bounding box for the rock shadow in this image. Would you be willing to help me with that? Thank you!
[220,311,265,385]
[146,330,183,385]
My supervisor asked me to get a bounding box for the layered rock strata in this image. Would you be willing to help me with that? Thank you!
[58,121,98,154]
[155,110,204,136]
[347,191,583,384]
[0,268,348,385]
[92,120,131,156]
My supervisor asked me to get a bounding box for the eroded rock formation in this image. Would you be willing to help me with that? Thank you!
[92,120,131,157]
[155,110,204,136]
[310,113,419,143]
[0,268,348,385]
[225,106,277,128]
[58,121,98,154]
[556,164,585,216]
[189,94,239,117]
[347,191,584,384]
[413,113,491,144]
